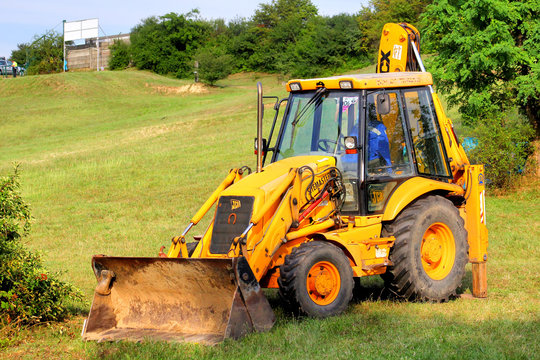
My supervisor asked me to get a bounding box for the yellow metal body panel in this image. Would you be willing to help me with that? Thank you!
[463,165,489,263]
[259,215,394,288]
[382,177,464,221]
[286,72,433,92]
[377,23,420,73]
[323,224,395,277]
[167,169,242,258]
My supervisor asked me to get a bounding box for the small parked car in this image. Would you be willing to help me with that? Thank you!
[0,57,25,76]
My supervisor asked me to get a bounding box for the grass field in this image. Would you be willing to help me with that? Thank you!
[1,70,539,360]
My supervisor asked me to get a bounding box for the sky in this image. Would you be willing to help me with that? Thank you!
[0,0,369,58]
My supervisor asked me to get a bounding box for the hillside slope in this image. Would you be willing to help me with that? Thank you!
[1,70,287,292]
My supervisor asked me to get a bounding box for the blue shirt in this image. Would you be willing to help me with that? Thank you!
[368,120,392,167]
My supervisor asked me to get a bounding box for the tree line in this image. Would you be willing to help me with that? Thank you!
[107,0,431,80]
[12,0,430,80]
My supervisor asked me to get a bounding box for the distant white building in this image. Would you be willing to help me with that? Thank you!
[66,33,130,71]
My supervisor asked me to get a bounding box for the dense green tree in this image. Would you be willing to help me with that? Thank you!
[291,14,369,77]
[358,0,432,57]
[108,40,131,70]
[10,31,64,74]
[220,18,258,71]
[253,0,318,31]
[195,47,233,85]
[423,0,539,134]
[250,0,319,73]
[130,11,211,77]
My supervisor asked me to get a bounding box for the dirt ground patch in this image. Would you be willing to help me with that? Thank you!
[145,82,209,95]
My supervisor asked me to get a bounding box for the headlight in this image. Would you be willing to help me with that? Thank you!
[289,82,301,91]
[339,80,353,89]
[344,136,358,154]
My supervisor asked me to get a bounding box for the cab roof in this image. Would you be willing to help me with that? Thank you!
[286,72,433,92]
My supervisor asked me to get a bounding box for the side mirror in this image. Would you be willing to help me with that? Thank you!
[376,93,391,115]
[254,138,267,156]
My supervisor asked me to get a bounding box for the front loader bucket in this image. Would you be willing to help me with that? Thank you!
[82,255,275,344]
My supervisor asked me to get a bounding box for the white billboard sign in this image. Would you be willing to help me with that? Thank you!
[64,18,99,41]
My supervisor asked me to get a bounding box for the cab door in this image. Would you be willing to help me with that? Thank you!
[363,90,415,214]
[363,87,452,214]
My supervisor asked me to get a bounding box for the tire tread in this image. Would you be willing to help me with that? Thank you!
[383,195,468,302]
[278,241,353,317]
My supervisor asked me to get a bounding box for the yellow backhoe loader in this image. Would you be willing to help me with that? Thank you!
[82,23,488,344]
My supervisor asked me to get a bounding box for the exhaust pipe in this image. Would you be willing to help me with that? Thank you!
[256,82,263,173]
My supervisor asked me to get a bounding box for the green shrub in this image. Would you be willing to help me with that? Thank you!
[0,167,82,327]
[130,12,211,78]
[467,113,535,189]
[22,31,64,75]
[109,40,131,70]
[195,48,233,85]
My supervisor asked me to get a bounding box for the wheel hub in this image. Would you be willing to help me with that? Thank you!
[420,223,456,280]
[313,269,334,296]
[306,261,341,305]
[422,234,443,264]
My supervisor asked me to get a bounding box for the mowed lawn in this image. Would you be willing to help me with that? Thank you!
[0,70,539,359]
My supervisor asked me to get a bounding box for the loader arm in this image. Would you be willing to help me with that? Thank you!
[240,166,340,281]
[166,167,245,258]
[181,156,344,282]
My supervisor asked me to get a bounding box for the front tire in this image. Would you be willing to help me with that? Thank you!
[382,195,468,301]
[278,241,353,317]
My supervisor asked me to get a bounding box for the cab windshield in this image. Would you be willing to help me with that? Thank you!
[276,91,360,161]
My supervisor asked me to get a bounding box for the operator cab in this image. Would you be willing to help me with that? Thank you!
[267,73,452,215]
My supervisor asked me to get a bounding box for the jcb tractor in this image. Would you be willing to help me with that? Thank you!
[82,23,488,344]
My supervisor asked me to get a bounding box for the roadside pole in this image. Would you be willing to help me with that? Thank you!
[96,36,99,71]
[63,20,66,72]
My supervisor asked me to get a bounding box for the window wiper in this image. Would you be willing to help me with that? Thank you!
[291,87,328,127]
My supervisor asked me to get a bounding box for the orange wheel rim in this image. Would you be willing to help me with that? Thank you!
[421,223,455,280]
[306,261,341,305]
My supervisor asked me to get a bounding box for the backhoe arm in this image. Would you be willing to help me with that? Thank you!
[377,23,421,73]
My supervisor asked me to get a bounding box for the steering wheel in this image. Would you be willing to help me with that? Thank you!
[318,138,344,153]
[317,139,336,152]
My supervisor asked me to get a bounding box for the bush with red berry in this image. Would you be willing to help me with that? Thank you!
[1,167,82,327]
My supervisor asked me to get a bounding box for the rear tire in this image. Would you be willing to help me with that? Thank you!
[382,195,468,301]
[278,241,353,317]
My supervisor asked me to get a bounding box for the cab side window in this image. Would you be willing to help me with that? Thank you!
[403,89,450,177]
[365,91,413,177]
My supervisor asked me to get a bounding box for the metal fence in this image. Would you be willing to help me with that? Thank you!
[0,65,24,78]
[1,65,11,78]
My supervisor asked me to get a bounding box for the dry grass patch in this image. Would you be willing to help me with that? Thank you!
[145,82,209,95]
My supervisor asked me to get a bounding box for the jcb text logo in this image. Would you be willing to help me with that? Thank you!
[231,199,241,210]
[370,190,384,204]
